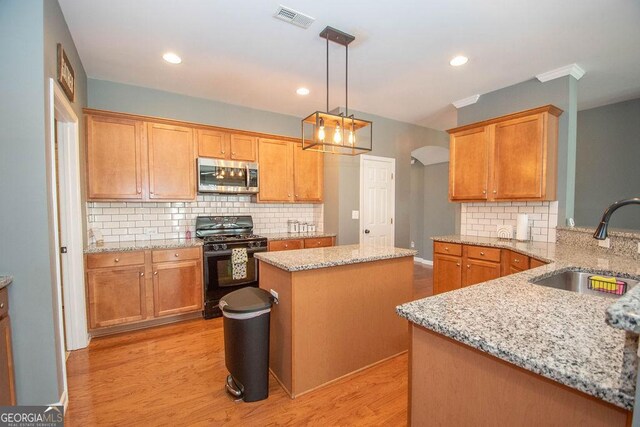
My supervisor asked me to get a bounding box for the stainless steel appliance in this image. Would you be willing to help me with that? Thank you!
[198,158,259,194]
[196,215,267,319]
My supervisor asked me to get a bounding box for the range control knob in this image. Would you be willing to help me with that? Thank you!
[222,244,227,250]
[213,244,220,251]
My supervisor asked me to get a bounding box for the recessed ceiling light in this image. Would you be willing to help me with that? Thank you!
[163,52,182,64]
[450,55,468,67]
[296,87,310,96]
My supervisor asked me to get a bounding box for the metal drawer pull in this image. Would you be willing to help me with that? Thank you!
[480,251,485,256]
[467,265,471,268]
[175,253,179,257]
[514,259,520,263]
[140,272,144,277]
[0,303,4,309]
[114,258,120,263]
[444,247,449,251]
[456,263,460,267]
[154,272,158,275]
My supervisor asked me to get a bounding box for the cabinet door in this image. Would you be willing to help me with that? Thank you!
[449,126,490,201]
[230,134,257,161]
[268,239,304,251]
[493,114,544,199]
[197,129,229,159]
[293,143,324,202]
[258,139,293,202]
[87,266,146,329]
[153,260,203,317]
[433,253,462,295]
[463,259,501,287]
[0,316,16,405]
[86,115,144,199]
[147,123,196,200]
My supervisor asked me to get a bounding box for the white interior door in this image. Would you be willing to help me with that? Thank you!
[360,155,395,246]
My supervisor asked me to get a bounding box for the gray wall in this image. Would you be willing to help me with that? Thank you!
[324,108,450,248]
[410,163,425,256]
[422,162,456,260]
[89,79,302,139]
[574,98,640,229]
[0,0,86,404]
[457,77,579,224]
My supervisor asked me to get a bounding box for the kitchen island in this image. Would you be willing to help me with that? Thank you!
[397,235,640,427]
[256,244,416,398]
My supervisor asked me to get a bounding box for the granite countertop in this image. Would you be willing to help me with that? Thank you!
[85,238,203,254]
[0,275,13,290]
[397,234,640,410]
[260,232,337,241]
[255,244,416,272]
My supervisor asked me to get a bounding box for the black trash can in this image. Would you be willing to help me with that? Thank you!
[220,287,274,402]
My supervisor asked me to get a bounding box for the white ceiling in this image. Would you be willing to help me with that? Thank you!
[58,0,640,130]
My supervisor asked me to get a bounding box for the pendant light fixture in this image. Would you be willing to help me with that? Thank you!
[302,26,372,155]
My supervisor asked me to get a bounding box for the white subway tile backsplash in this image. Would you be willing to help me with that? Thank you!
[460,201,557,242]
[87,195,324,243]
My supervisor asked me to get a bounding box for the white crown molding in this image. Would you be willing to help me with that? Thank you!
[536,63,586,83]
[452,94,480,109]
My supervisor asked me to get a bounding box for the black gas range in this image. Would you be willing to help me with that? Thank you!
[196,216,267,319]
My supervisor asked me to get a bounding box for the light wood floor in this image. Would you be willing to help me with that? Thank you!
[65,262,433,426]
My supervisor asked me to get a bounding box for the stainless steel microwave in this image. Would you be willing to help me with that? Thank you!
[197,158,259,194]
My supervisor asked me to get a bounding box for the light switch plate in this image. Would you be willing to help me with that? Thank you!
[352,210,359,220]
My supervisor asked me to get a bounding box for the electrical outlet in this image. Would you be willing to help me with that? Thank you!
[598,238,611,248]
[410,241,415,248]
[351,210,359,220]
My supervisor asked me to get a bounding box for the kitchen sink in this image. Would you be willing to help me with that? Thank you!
[530,270,639,297]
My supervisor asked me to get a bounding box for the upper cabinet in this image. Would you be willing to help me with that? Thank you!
[448,105,562,202]
[147,123,195,200]
[196,129,257,162]
[86,115,144,200]
[86,111,196,201]
[257,139,324,203]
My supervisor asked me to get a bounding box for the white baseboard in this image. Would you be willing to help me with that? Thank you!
[414,257,433,266]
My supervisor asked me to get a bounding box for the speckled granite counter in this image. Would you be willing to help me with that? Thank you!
[85,238,203,254]
[397,235,640,410]
[261,232,337,241]
[255,244,416,272]
[0,275,13,290]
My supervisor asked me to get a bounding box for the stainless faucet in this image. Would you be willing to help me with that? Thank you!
[593,198,640,240]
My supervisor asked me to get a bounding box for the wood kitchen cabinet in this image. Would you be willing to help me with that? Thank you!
[258,138,324,203]
[433,242,463,294]
[0,288,15,405]
[85,247,203,335]
[197,129,257,162]
[462,245,501,286]
[152,248,202,317]
[147,123,196,200]
[86,114,145,200]
[86,111,196,201]
[268,237,335,252]
[86,264,147,329]
[530,258,548,269]
[448,105,562,202]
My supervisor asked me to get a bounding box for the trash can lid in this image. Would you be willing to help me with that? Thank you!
[219,287,273,314]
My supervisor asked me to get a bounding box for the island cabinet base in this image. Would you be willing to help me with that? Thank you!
[260,256,413,398]
[409,324,632,427]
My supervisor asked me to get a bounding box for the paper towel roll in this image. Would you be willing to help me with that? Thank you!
[516,213,529,241]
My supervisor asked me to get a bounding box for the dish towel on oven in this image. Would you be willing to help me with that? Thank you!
[231,248,248,280]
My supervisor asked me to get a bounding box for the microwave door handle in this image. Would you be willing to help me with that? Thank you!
[245,164,250,189]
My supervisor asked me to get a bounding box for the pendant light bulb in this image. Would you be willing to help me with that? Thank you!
[348,129,355,145]
[334,122,342,144]
[318,117,325,142]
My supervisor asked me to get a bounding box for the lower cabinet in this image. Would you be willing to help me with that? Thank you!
[85,247,203,335]
[268,236,335,252]
[152,260,202,317]
[87,265,146,329]
[433,242,548,295]
[0,288,16,405]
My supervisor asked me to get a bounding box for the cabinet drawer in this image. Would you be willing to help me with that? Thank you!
[86,251,145,269]
[152,247,201,263]
[465,245,501,262]
[304,237,333,248]
[434,242,462,256]
[509,251,530,269]
[0,288,8,319]
[530,258,547,269]
[268,239,304,252]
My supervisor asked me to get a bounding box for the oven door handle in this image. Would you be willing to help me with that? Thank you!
[204,247,266,257]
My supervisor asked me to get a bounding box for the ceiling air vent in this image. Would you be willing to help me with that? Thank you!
[273,5,315,29]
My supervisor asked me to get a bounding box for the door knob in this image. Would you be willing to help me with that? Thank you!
[364,229,370,234]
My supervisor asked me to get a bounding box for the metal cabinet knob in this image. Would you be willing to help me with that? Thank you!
[493,190,497,194]
[480,251,485,256]
[514,259,520,263]
[140,272,144,277]
[444,247,449,251]
[456,263,460,267]
[174,253,179,257]
[482,189,486,194]
[467,265,471,268]
[114,258,120,263]
[0,303,4,309]
[154,271,158,275]
[137,189,142,194]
